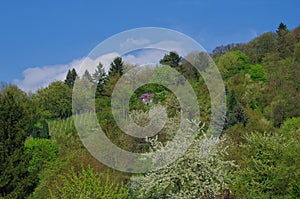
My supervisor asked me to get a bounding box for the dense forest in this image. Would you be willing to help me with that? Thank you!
[1,23,300,198]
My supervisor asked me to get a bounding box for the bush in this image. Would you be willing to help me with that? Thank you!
[230,132,300,198]
[25,138,58,173]
[249,64,266,81]
[50,165,129,199]
[130,124,234,198]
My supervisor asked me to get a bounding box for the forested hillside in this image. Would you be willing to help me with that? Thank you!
[1,23,300,198]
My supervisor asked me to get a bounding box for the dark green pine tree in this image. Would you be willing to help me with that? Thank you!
[64,68,78,88]
[82,70,93,82]
[276,22,288,36]
[160,51,185,74]
[92,62,106,84]
[225,90,248,129]
[0,85,36,198]
[108,57,124,77]
[92,62,107,98]
[276,22,293,57]
[160,51,186,85]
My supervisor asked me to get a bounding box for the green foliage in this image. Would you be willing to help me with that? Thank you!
[249,64,266,81]
[277,22,288,35]
[244,32,277,62]
[294,42,300,62]
[72,74,95,113]
[82,69,93,82]
[230,132,300,198]
[281,117,300,133]
[64,68,78,88]
[160,51,185,73]
[149,65,185,88]
[36,81,72,119]
[50,165,129,199]
[32,119,50,138]
[1,23,300,198]
[24,138,58,173]
[280,117,300,143]
[217,50,250,78]
[276,23,295,58]
[0,85,35,198]
[93,62,107,98]
[30,115,130,198]
[225,90,248,129]
[92,62,106,83]
[108,57,124,77]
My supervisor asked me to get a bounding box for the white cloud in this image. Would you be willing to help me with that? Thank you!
[123,50,166,66]
[122,40,186,66]
[120,38,150,48]
[77,52,119,75]
[14,65,69,92]
[14,52,120,92]
[14,38,186,92]
[147,40,185,55]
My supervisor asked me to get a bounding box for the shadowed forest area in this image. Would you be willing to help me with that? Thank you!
[1,23,300,198]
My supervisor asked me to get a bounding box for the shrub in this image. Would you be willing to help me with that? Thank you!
[230,132,300,198]
[130,121,234,198]
[24,138,58,173]
[50,165,129,199]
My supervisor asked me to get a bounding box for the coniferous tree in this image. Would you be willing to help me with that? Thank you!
[92,62,107,98]
[92,62,106,84]
[160,51,185,73]
[225,90,248,129]
[276,22,293,57]
[82,69,93,82]
[64,68,78,88]
[276,22,288,36]
[160,52,186,85]
[0,85,34,198]
[108,57,124,77]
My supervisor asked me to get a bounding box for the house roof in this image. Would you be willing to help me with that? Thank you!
[139,93,152,99]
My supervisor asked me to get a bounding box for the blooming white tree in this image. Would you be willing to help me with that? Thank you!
[130,118,235,198]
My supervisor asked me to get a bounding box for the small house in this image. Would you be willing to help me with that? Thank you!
[139,93,153,106]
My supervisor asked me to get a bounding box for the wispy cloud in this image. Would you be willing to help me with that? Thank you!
[123,49,166,66]
[14,37,187,92]
[14,64,69,92]
[120,38,150,48]
[147,40,185,55]
[14,52,119,92]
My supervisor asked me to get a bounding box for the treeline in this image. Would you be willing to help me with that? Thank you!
[0,22,300,198]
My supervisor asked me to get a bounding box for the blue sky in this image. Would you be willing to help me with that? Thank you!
[0,0,299,91]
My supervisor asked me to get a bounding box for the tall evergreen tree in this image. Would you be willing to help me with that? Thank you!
[160,51,186,85]
[276,22,288,36]
[92,62,107,98]
[92,62,106,84]
[64,68,78,88]
[160,51,185,73]
[108,57,124,77]
[276,22,293,57]
[0,85,35,198]
[225,90,248,129]
[82,69,93,82]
